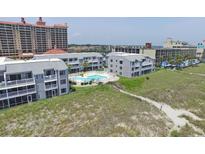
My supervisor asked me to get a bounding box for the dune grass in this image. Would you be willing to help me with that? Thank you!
[117,65,205,119]
[0,85,170,137]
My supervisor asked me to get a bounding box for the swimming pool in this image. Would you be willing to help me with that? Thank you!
[71,74,107,82]
[69,71,119,86]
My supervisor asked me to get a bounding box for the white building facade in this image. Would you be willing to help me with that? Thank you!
[33,52,104,73]
[108,52,155,77]
[0,57,69,110]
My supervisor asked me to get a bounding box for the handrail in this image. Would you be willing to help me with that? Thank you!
[44,75,57,80]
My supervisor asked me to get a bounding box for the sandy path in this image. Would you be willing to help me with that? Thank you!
[189,72,205,76]
[113,85,204,134]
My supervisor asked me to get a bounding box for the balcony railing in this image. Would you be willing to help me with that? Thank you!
[0,82,6,88]
[7,88,36,97]
[44,75,57,81]
[5,78,34,86]
[0,93,7,99]
[45,84,57,89]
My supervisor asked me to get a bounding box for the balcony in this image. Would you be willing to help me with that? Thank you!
[7,88,36,97]
[0,93,7,99]
[0,78,35,89]
[0,88,36,100]
[0,82,6,89]
[44,75,57,81]
[45,84,57,90]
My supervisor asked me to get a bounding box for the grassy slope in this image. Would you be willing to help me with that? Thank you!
[117,64,205,135]
[117,65,205,119]
[0,85,170,137]
[182,63,205,74]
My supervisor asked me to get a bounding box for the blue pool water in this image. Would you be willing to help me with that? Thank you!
[72,75,107,82]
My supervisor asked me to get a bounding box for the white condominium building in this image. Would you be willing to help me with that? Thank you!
[108,52,155,78]
[33,52,104,73]
[0,57,69,110]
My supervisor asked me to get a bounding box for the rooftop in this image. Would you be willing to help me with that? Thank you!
[34,52,103,59]
[108,52,153,61]
[0,17,68,29]
[45,49,66,54]
[0,58,67,73]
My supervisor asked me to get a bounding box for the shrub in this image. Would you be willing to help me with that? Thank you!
[146,76,150,80]
[98,82,103,85]
[70,86,76,92]
[170,130,180,137]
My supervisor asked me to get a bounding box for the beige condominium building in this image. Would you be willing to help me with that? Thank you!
[0,17,68,58]
[111,39,197,66]
[141,39,197,66]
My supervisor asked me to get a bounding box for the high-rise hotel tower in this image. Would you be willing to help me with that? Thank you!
[0,17,68,58]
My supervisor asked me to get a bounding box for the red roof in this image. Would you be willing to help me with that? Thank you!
[45,49,66,54]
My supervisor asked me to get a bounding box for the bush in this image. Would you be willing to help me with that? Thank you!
[170,130,180,137]
[146,76,150,80]
[70,86,76,92]
[98,82,103,85]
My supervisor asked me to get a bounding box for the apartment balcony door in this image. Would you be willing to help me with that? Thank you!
[27,95,32,103]
[52,90,57,97]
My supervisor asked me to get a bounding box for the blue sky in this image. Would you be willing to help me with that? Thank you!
[0,17,205,45]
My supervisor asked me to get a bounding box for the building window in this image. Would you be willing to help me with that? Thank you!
[110,64,113,67]
[35,74,43,80]
[119,72,122,75]
[60,79,66,85]
[110,69,113,72]
[110,59,113,62]
[119,60,123,64]
[120,66,122,70]
[61,88,66,94]
[60,70,66,76]
[131,62,135,66]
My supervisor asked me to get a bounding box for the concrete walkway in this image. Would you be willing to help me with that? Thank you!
[113,85,204,134]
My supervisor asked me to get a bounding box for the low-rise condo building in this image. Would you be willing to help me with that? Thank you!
[141,48,196,66]
[0,57,69,110]
[163,38,196,49]
[111,45,142,54]
[107,52,154,77]
[33,51,104,73]
[111,39,197,66]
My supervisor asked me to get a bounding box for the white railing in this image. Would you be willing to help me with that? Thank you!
[6,78,35,87]
[44,75,57,81]
[0,82,6,88]
[0,93,7,99]
[45,84,57,89]
[7,88,36,97]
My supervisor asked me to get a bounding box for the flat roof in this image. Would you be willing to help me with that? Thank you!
[34,52,103,58]
[0,21,67,29]
[108,52,153,61]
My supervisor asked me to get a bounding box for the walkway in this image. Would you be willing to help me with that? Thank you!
[112,85,204,135]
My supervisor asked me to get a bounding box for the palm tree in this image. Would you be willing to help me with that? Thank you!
[176,55,183,69]
[81,61,90,72]
[169,59,175,66]
[66,64,72,73]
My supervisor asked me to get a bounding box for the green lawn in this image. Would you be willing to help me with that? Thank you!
[182,63,205,74]
[0,85,170,137]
